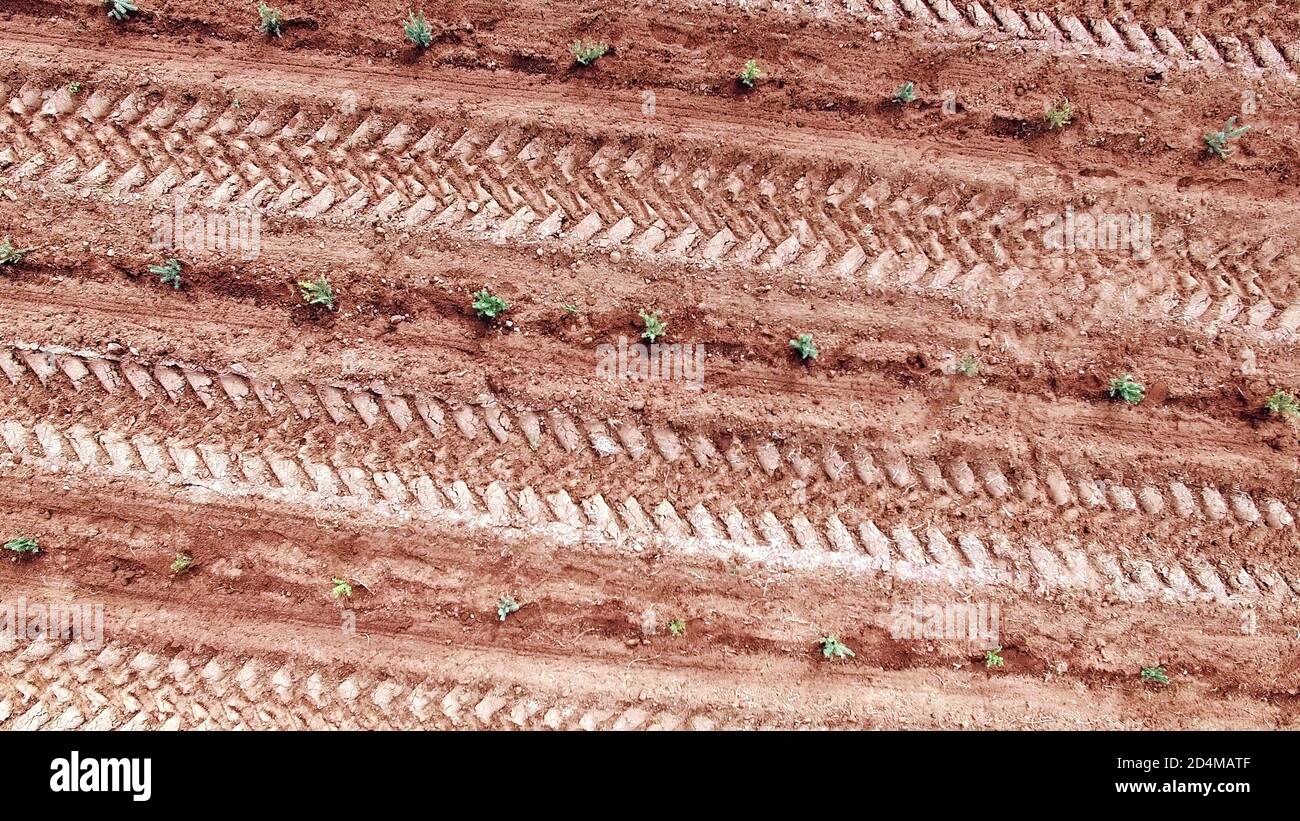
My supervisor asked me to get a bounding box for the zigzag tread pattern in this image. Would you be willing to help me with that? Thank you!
[1,81,1296,340]
[0,639,739,730]
[716,0,1300,78]
[2,413,1297,608]
[2,343,1294,533]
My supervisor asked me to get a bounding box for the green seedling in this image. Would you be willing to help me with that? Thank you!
[170,552,193,575]
[739,59,762,88]
[1205,116,1249,159]
[1109,373,1145,405]
[1044,99,1073,129]
[149,258,182,289]
[1264,389,1299,417]
[985,646,1005,668]
[69,82,82,94]
[893,81,916,104]
[257,2,284,37]
[1141,665,1170,686]
[298,276,335,309]
[820,635,854,660]
[571,39,608,66]
[0,238,34,266]
[668,618,687,637]
[473,288,509,319]
[790,333,818,361]
[956,354,979,377]
[106,0,137,21]
[497,595,520,621]
[404,10,432,47]
[331,577,354,599]
[4,537,39,555]
[639,309,665,342]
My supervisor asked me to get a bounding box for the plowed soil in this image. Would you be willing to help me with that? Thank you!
[1,1,1299,729]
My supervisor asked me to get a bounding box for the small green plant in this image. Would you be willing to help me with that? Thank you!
[668,618,686,637]
[639,309,666,342]
[1141,665,1170,686]
[233,99,242,109]
[0,238,33,266]
[571,39,608,66]
[1108,373,1145,405]
[1044,98,1073,129]
[1264,389,1299,417]
[984,646,1005,668]
[170,552,193,575]
[820,635,854,660]
[106,0,137,21]
[472,288,509,319]
[739,59,762,88]
[298,276,335,309]
[331,577,354,599]
[1205,116,1249,159]
[69,82,82,94]
[257,2,284,37]
[404,10,432,47]
[956,354,979,377]
[149,258,182,289]
[893,81,916,104]
[4,537,39,555]
[790,333,818,361]
[562,303,579,315]
[497,595,520,621]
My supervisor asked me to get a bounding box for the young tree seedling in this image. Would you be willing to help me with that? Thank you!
[820,635,854,660]
[149,258,182,289]
[1109,373,1145,405]
[69,82,82,94]
[4,537,39,555]
[985,646,1005,668]
[170,552,193,575]
[1044,99,1073,129]
[404,10,432,47]
[739,59,762,88]
[790,333,818,361]
[893,82,917,104]
[639,309,666,342]
[1205,116,1249,159]
[1141,665,1170,686]
[106,0,137,21]
[473,288,509,319]
[571,39,608,66]
[0,238,33,266]
[299,276,335,309]
[1264,389,1299,417]
[257,2,284,37]
[331,577,354,599]
[497,595,520,621]
[668,618,687,637]
[956,354,979,377]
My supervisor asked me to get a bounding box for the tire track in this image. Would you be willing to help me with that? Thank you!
[2,76,1296,342]
[0,638,744,730]
[3,343,1294,537]
[712,0,1300,79]
[2,405,1296,609]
